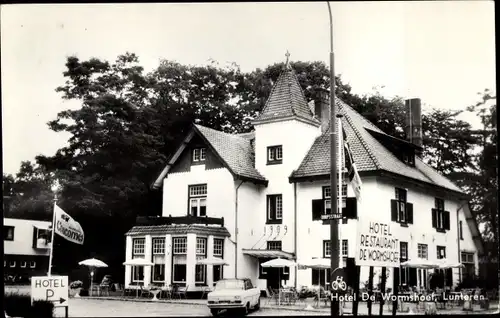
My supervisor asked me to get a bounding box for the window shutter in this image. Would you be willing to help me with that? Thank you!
[432,209,437,228]
[344,198,357,219]
[312,199,324,220]
[406,203,413,224]
[444,211,451,230]
[312,269,319,285]
[391,200,398,221]
[446,268,452,286]
[409,268,418,286]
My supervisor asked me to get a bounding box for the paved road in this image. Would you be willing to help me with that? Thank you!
[53,298,327,317]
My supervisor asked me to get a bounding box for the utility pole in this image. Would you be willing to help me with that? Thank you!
[327,2,340,316]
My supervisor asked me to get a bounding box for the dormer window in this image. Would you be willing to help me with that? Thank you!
[402,152,415,166]
[267,145,283,165]
[192,148,206,163]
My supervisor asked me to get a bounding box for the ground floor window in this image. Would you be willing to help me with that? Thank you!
[312,268,331,289]
[213,265,223,284]
[153,263,165,283]
[417,269,427,289]
[132,266,144,282]
[173,255,187,283]
[461,252,475,280]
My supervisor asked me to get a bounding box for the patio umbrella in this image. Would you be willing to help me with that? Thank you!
[78,258,108,296]
[261,258,297,306]
[437,260,464,288]
[299,258,331,305]
[401,259,440,290]
[196,257,228,266]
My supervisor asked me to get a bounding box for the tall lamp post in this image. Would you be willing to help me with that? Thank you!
[48,179,60,276]
[326,2,340,316]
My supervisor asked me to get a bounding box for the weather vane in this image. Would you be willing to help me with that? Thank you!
[285,50,291,69]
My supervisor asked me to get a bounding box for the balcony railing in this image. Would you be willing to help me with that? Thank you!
[136,215,224,227]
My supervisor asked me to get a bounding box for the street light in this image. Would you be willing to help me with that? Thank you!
[326,2,340,316]
[48,179,60,276]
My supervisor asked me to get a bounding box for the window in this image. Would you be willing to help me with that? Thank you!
[437,246,446,259]
[459,221,464,240]
[152,238,165,255]
[267,241,282,251]
[402,152,415,166]
[432,198,450,231]
[152,237,166,283]
[20,261,27,268]
[9,261,16,268]
[267,145,283,164]
[266,194,283,224]
[132,238,145,256]
[342,240,348,257]
[189,184,207,217]
[461,252,475,279]
[192,148,206,162]
[400,242,408,261]
[312,268,331,288]
[173,237,187,283]
[213,238,224,257]
[4,226,14,241]
[395,188,407,223]
[323,185,347,215]
[195,238,207,284]
[30,261,36,268]
[417,244,428,259]
[323,240,331,258]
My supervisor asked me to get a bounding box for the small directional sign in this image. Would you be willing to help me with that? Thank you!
[31,276,69,307]
[330,267,348,297]
[321,214,342,220]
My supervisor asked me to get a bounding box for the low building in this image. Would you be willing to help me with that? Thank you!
[124,59,483,294]
[3,217,52,278]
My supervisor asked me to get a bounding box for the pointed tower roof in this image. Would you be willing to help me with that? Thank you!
[252,52,320,127]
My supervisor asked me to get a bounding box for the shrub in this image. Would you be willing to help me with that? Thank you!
[4,292,54,318]
[69,280,83,289]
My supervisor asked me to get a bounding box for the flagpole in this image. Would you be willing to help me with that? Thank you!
[327,1,340,316]
[337,116,343,261]
[48,193,57,276]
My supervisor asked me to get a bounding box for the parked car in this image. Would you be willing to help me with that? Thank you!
[207,278,260,316]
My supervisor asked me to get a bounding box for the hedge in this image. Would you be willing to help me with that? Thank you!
[4,292,54,318]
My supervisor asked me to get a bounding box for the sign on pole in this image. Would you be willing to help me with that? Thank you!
[355,217,401,267]
[31,276,69,307]
[330,267,348,297]
[321,214,342,220]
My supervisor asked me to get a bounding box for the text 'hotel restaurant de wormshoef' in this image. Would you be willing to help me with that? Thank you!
[122,60,483,295]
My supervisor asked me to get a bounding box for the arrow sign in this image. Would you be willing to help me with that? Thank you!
[50,298,66,304]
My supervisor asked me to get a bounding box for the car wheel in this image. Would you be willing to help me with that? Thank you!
[254,297,261,310]
[242,303,249,316]
[210,309,219,317]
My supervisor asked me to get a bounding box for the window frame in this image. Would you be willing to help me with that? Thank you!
[192,147,206,162]
[4,226,14,241]
[400,242,408,261]
[195,237,208,284]
[395,188,408,224]
[323,240,331,258]
[323,185,347,216]
[188,184,207,217]
[172,236,188,284]
[435,198,445,230]
[267,241,282,251]
[341,239,348,257]
[152,237,165,255]
[213,238,224,257]
[417,243,428,260]
[20,261,27,268]
[29,261,36,268]
[132,238,145,256]
[266,194,283,224]
[437,246,446,259]
[9,261,16,268]
[267,145,283,165]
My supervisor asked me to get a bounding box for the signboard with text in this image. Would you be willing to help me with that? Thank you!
[355,217,401,267]
[31,276,69,307]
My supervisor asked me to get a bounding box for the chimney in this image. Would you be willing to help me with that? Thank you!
[405,98,423,150]
[313,87,330,133]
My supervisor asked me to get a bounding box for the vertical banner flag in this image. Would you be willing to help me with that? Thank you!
[343,130,362,201]
[53,205,84,245]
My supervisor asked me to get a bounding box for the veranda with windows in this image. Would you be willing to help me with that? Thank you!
[124,217,230,293]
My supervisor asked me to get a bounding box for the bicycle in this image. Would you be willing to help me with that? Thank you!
[331,276,347,292]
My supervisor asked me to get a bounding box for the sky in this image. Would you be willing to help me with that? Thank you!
[1,2,496,175]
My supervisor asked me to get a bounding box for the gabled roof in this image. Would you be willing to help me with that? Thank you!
[290,98,465,195]
[152,124,267,189]
[252,64,320,127]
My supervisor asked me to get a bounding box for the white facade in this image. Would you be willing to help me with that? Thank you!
[3,217,51,275]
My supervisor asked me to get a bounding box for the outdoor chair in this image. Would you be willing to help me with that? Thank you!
[173,285,188,299]
[266,287,279,305]
[161,285,172,299]
[139,285,152,298]
[200,286,212,299]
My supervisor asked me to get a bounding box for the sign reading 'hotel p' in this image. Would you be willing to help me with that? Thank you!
[355,216,400,267]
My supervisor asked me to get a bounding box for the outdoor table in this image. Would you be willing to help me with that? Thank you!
[279,289,295,305]
[150,289,161,301]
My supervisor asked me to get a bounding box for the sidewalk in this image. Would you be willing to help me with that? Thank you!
[83,296,498,315]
